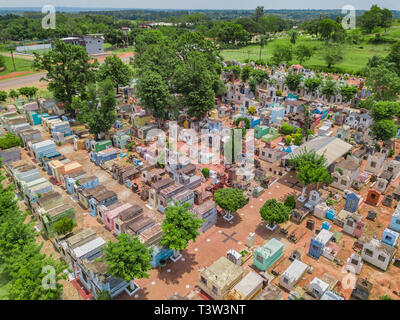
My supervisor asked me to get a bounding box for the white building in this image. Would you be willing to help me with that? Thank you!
[361,238,396,271]
[279,259,308,291]
[309,277,329,298]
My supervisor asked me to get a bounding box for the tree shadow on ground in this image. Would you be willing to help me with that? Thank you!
[215,214,243,229]
[156,252,198,285]
[115,286,150,300]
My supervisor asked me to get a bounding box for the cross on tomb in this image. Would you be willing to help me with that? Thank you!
[221,231,239,243]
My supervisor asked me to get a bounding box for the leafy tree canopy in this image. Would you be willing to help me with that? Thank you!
[213,188,247,214]
[105,233,152,283]
[160,203,204,251]
[33,39,97,116]
[371,119,398,142]
[260,198,291,226]
[286,150,333,186]
[97,55,134,93]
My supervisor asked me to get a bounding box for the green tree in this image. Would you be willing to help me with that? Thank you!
[260,198,291,228]
[340,85,359,104]
[8,89,19,100]
[304,77,322,98]
[294,44,313,64]
[250,68,268,84]
[136,70,172,125]
[0,55,5,69]
[318,19,341,43]
[321,44,344,68]
[33,39,97,116]
[97,55,134,93]
[322,80,338,101]
[366,64,400,101]
[381,8,393,33]
[249,77,257,96]
[105,233,152,285]
[370,101,400,121]
[240,65,252,83]
[173,51,218,119]
[0,91,7,102]
[358,97,376,110]
[386,42,400,77]
[160,203,204,260]
[253,6,264,22]
[53,217,74,236]
[213,188,247,221]
[290,30,298,45]
[360,5,383,33]
[0,166,66,300]
[285,72,303,92]
[371,119,398,142]
[272,44,292,65]
[286,150,333,200]
[8,253,65,300]
[76,79,117,139]
[284,194,297,209]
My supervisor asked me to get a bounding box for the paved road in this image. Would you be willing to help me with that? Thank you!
[0,51,134,90]
[0,72,47,90]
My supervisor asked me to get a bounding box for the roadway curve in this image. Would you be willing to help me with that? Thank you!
[0,51,134,91]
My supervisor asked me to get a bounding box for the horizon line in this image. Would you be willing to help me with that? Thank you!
[0,6,394,11]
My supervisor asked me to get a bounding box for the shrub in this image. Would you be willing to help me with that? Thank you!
[0,133,23,149]
[201,167,210,179]
[281,123,294,135]
[97,290,112,300]
[0,90,7,102]
[127,141,136,151]
[292,133,303,145]
[285,135,292,145]
[53,217,75,236]
[248,106,256,115]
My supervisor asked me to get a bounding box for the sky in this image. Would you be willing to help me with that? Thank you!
[0,0,399,10]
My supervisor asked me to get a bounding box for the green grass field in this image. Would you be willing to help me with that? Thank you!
[0,55,34,76]
[221,23,400,74]
[220,35,392,74]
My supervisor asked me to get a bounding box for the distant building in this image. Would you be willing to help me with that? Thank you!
[58,34,104,55]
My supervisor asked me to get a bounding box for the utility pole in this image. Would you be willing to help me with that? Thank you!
[8,44,16,72]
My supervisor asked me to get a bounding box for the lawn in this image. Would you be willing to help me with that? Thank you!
[0,265,10,300]
[0,55,34,77]
[220,34,393,75]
